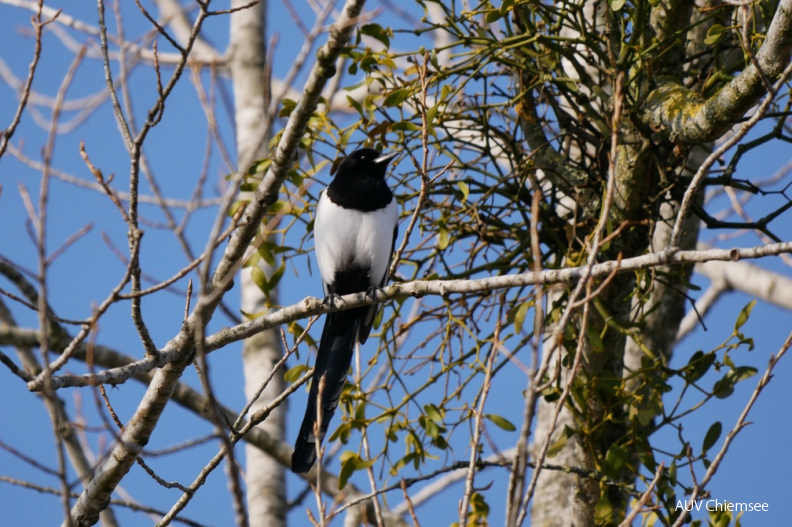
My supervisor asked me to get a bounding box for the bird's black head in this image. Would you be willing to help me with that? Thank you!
[335,148,398,181]
[327,148,398,210]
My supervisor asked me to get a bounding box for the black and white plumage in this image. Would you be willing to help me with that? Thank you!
[291,148,399,474]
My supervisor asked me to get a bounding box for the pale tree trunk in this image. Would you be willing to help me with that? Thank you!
[229,3,288,527]
[529,2,607,524]
[530,392,590,527]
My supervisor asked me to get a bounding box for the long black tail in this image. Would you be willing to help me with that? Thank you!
[291,309,361,473]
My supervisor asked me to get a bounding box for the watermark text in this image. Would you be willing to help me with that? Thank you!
[676,499,769,512]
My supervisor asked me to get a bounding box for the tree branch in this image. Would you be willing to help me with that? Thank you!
[20,240,792,392]
[640,0,792,143]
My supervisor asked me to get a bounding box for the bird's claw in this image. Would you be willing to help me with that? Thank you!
[323,293,338,309]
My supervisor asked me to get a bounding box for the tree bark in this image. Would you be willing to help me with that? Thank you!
[228,2,288,526]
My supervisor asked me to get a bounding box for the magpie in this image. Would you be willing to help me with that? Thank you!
[291,148,399,474]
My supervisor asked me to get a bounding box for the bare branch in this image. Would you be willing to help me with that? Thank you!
[0,0,52,159]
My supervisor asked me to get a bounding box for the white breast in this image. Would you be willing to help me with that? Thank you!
[314,191,397,292]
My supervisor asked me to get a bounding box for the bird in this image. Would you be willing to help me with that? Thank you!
[291,147,399,474]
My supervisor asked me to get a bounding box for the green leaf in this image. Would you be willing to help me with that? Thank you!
[731,365,758,382]
[667,461,677,486]
[685,350,716,383]
[594,494,614,525]
[485,9,503,24]
[705,24,726,46]
[734,300,756,331]
[425,104,439,129]
[587,325,605,354]
[360,23,390,48]
[541,386,561,403]
[609,0,626,11]
[243,250,261,268]
[339,128,355,148]
[346,95,363,117]
[438,227,450,250]
[604,444,628,476]
[240,309,266,320]
[228,200,248,218]
[723,353,735,370]
[250,266,268,292]
[391,452,418,475]
[278,98,297,117]
[702,421,722,452]
[440,84,453,101]
[546,430,568,458]
[636,407,655,426]
[328,421,352,443]
[268,263,286,291]
[513,301,531,334]
[384,87,412,107]
[248,158,271,175]
[484,414,516,432]
[423,417,440,438]
[288,169,304,187]
[500,0,515,14]
[711,366,755,399]
[338,453,356,489]
[470,491,490,517]
[712,374,735,399]
[284,364,309,383]
[424,403,443,423]
[456,181,469,202]
[391,121,421,132]
[257,242,276,266]
[269,200,286,213]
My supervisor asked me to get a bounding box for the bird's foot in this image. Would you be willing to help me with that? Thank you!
[365,285,379,302]
[323,292,339,309]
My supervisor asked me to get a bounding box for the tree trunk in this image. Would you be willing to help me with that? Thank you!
[229,3,287,526]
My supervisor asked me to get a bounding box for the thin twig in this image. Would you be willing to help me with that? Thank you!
[155,369,313,526]
[670,331,791,527]
[619,462,664,527]
[459,317,500,526]
[400,479,421,527]
[0,0,54,159]
[0,476,208,527]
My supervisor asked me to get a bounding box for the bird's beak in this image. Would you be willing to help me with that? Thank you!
[374,151,399,165]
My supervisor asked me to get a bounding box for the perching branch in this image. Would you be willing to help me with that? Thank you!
[19,240,792,392]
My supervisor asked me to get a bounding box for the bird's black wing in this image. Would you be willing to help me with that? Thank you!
[358,223,398,345]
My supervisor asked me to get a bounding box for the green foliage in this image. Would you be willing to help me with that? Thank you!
[705,24,727,46]
[338,451,375,489]
[484,413,516,432]
[241,0,781,523]
[702,421,722,453]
